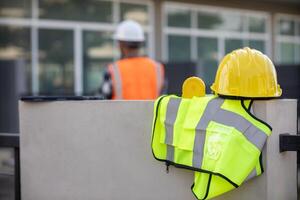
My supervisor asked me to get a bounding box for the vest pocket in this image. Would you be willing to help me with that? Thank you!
[203,121,260,185]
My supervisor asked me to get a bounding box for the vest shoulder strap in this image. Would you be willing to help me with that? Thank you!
[154,61,164,94]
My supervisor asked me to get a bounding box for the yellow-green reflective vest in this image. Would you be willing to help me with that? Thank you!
[151,95,271,200]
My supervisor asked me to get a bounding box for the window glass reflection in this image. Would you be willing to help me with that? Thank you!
[139,33,148,56]
[0,26,30,61]
[219,13,244,32]
[279,42,295,64]
[197,37,218,89]
[39,29,74,95]
[198,11,222,30]
[0,0,31,18]
[120,3,148,26]
[248,40,265,53]
[0,26,31,93]
[39,0,113,22]
[0,148,15,200]
[0,148,14,175]
[83,31,113,95]
[249,16,266,33]
[168,35,191,61]
[225,39,243,54]
[296,44,300,63]
[198,12,243,32]
[279,19,295,36]
[167,8,191,28]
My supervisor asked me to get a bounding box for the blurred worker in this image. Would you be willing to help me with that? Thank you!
[100,20,165,100]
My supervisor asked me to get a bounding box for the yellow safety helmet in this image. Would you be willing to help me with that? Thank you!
[210,47,282,98]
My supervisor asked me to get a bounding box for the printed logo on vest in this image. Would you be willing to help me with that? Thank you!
[206,135,223,160]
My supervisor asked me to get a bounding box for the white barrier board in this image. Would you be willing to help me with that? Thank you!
[19,100,297,200]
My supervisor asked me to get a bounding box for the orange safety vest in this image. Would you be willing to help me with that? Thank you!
[108,57,164,100]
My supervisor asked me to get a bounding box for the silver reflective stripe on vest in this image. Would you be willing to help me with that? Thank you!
[244,125,268,151]
[212,109,268,150]
[111,63,122,99]
[155,62,163,95]
[165,98,181,162]
[193,98,225,168]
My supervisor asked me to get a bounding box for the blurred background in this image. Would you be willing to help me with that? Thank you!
[0,0,299,199]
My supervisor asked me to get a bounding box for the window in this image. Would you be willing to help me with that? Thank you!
[168,35,191,61]
[163,2,270,85]
[120,3,149,26]
[167,7,191,28]
[216,13,243,32]
[275,15,300,64]
[278,18,295,36]
[0,0,31,18]
[296,44,300,63]
[39,0,113,23]
[279,42,295,64]
[0,148,15,200]
[225,39,244,54]
[83,31,113,94]
[197,37,218,88]
[198,11,220,30]
[39,29,74,95]
[248,16,266,33]
[0,26,31,92]
[248,40,265,53]
[0,0,154,95]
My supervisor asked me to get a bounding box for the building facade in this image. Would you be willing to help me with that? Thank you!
[0,0,300,95]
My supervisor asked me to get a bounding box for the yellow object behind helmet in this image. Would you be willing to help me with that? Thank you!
[182,76,206,98]
[210,47,282,98]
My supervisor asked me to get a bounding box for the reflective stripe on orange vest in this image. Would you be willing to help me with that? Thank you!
[110,63,123,99]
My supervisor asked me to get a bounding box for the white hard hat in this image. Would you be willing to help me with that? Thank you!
[114,20,145,42]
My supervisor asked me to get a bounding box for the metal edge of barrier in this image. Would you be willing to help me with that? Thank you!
[0,133,20,200]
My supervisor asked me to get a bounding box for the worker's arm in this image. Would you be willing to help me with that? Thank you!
[99,69,113,99]
[159,63,168,95]
[160,76,168,95]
